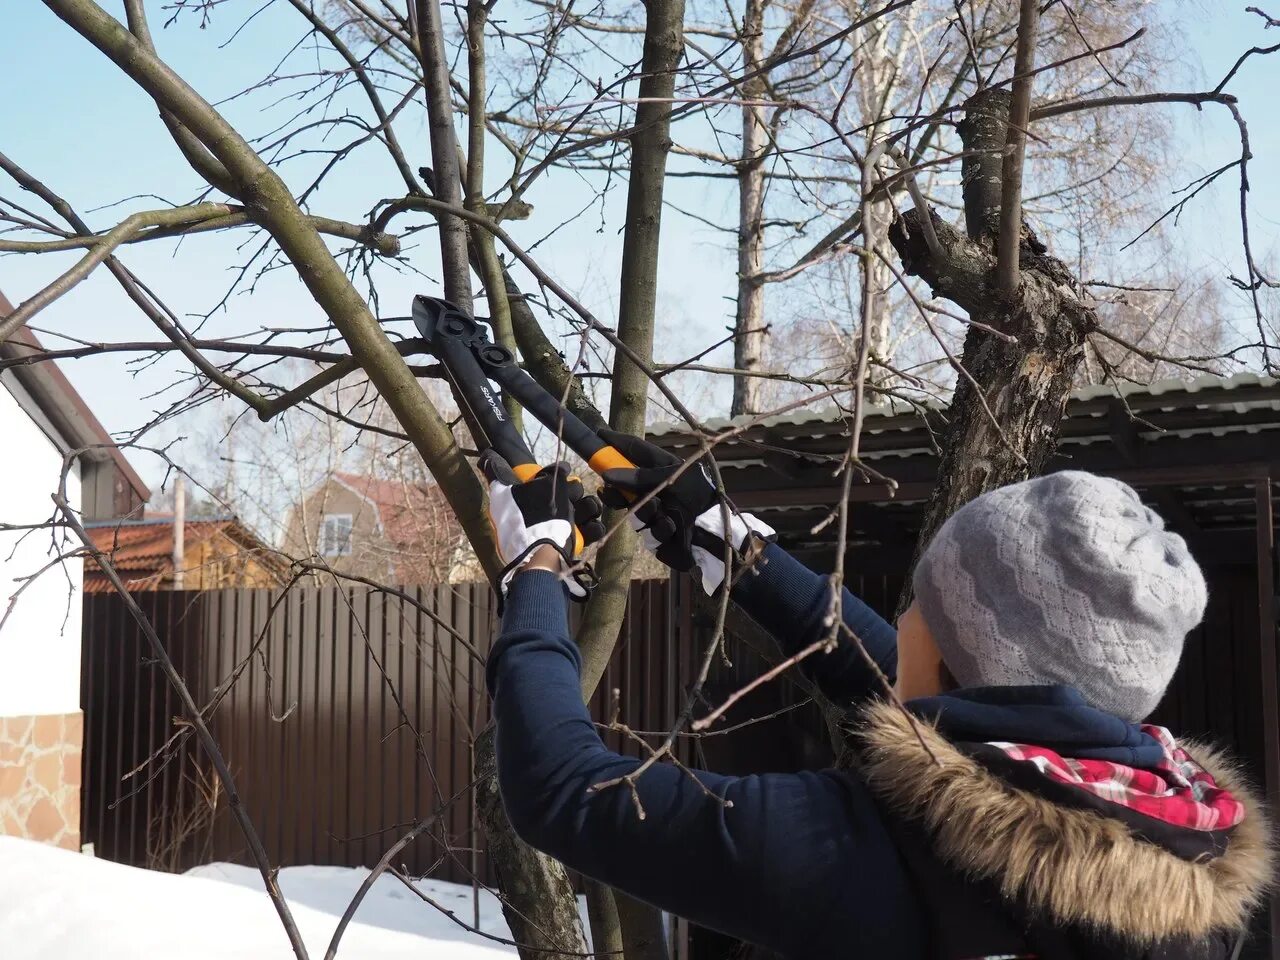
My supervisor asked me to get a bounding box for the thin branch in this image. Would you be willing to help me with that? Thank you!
[0,203,231,341]
[0,208,401,256]
[691,638,829,732]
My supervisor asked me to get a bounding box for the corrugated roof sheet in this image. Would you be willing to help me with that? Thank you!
[649,372,1280,439]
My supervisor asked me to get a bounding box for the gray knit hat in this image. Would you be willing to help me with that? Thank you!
[912,471,1207,722]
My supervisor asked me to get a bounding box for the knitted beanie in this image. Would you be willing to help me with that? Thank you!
[911,471,1207,722]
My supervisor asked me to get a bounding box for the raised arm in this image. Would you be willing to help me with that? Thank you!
[487,570,920,958]
[730,542,898,707]
[595,431,898,708]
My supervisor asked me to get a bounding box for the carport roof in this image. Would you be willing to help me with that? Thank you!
[647,372,1280,566]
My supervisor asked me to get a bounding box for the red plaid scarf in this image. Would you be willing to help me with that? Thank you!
[992,725,1245,832]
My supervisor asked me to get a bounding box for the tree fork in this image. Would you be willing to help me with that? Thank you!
[891,89,1096,613]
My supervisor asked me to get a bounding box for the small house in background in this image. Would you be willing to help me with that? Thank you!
[283,472,477,585]
[0,292,150,853]
[82,515,286,594]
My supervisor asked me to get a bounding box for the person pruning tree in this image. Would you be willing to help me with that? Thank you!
[479,432,1273,960]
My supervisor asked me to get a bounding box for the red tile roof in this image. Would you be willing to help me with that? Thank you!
[82,516,278,592]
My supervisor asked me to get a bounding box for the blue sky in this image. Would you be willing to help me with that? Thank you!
[1,2,1276,487]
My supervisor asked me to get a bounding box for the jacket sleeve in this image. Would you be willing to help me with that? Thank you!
[729,543,898,707]
[487,571,921,959]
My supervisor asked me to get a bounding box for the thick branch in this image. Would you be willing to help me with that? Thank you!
[996,0,1041,298]
[412,0,473,309]
[502,269,606,433]
[464,0,522,428]
[122,0,238,197]
[577,0,688,704]
[1030,90,1238,122]
[957,89,1011,245]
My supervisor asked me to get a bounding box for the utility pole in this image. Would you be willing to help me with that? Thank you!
[172,474,185,590]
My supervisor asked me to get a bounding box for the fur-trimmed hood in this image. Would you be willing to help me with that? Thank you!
[856,700,1274,944]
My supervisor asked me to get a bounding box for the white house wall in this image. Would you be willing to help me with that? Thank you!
[0,374,83,719]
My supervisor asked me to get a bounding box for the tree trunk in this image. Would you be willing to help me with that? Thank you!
[616,891,669,960]
[585,880,625,958]
[890,88,1096,613]
[406,0,592,951]
[730,0,768,418]
[475,731,591,959]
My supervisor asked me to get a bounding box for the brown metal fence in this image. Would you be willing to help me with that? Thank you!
[81,565,1270,909]
[80,577,827,881]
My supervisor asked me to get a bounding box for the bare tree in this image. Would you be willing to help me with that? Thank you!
[2,2,1276,959]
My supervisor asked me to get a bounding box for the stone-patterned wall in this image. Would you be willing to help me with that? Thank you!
[0,712,82,849]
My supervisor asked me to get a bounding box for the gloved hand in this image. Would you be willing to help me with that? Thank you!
[596,429,775,595]
[481,451,605,600]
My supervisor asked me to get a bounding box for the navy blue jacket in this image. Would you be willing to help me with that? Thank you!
[485,545,1166,957]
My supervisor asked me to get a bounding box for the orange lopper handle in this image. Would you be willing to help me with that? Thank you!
[587,445,637,475]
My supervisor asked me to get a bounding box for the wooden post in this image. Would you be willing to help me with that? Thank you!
[1255,478,1279,958]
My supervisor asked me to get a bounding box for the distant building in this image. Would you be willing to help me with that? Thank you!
[1,295,150,853]
[283,472,477,584]
[82,515,286,593]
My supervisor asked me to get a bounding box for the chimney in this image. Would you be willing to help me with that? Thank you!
[172,474,186,590]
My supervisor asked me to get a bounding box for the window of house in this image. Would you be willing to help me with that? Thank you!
[320,513,353,557]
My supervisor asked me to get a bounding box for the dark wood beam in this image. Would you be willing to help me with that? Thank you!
[1107,398,1142,466]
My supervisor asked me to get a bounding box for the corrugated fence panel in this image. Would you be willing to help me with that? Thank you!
[82,578,767,879]
[84,567,1269,884]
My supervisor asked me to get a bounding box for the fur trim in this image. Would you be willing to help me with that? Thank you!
[856,701,1274,943]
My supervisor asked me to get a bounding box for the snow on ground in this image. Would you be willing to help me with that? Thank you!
[0,837,588,959]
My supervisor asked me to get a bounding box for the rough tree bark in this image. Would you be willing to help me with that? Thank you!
[730,0,768,418]
[890,87,1097,609]
[856,16,899,380]
[473,731,591,958]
